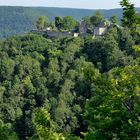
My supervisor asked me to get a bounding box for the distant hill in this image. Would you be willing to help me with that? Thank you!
[0,6,140,38]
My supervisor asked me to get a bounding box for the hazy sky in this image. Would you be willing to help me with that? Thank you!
[0,0,140,9]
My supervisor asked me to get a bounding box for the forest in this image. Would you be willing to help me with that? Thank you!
[0,6,140,38]
[0,0,140,139]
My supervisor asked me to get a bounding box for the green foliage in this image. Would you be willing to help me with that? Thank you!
[0,54,15,81]
[55,17,63,30]
[83,27,136,72]
[32,108,65,140]
[118,27,135,54]
[82,16,91,26]
[0,6,140,38]
[120,0,138,30]
[36,16,48,30]
[109,15,118,24]
[0,120,18,140]
[0,2,139,139]
[90,11,103,26]
[85,65,140,139]
[0,25,139,139]
[55,16,77,30]
[85,66,140,139]
[62,16,77,30]
[46,57,61,88]
[132,45,140,64]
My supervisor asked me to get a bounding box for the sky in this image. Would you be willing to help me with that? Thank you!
[0,0,140,9]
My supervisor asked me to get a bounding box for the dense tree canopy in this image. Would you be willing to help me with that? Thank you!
[120,0,137,28]
[90,11,104,26]
[109,15,118,24]
[85,65,140,139]
[0,0,140,139]
[55,16,77,30]
[36,16,48,30]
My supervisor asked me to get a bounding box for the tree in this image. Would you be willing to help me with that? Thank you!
[32,108,66,140]
[49,21,56,29]
[62,16,77,30]
[1,14,140,140]
[118,27,135,54]
[132,45,140,62]
[120,0,137,29]
[54,79,77,133]
[109,15,118,24]
[0,54,15,81]
[36,16,48,30]
[44,21,48,29]
[0,120,18,140]
[90,11,103,26]
[85,65,140,140]
[45,57,61,90]
[82,16,91,27]
[55,16,77,30]
[135,12,140,35]
[55,16,63,30]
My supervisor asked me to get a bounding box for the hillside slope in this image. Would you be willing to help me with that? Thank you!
[0,6,140,38]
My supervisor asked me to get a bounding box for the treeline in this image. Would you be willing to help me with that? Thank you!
[35,11,118,32]
[0,7,38,38]
[0,0,140,139]
[1,6,140,38]
[0,6,116,38]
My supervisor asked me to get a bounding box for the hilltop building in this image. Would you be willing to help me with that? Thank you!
[78,21,88,34]
[93,27,107,35]
[93,19,112,35]
[31,19,115,38]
